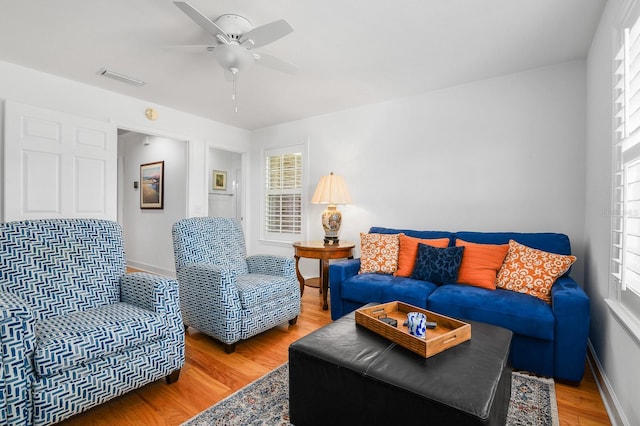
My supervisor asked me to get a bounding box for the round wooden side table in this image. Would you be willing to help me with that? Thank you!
[292,240,355,310]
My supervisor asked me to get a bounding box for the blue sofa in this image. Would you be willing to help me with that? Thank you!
[329,227,590,383]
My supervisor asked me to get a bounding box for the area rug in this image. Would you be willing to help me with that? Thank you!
[182,364,559,426]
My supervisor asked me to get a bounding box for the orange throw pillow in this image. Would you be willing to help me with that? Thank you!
[495,240,576,303]
[359,233,400,274]
[394,234,450,277]
[455,239,509,290]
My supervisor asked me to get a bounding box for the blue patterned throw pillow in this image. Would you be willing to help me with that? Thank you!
[411,244,464,284]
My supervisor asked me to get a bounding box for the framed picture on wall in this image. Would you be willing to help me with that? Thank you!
[140,161,164,209]
[212,170,227,190]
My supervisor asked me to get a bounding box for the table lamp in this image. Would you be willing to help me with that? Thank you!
[311,172,352,244]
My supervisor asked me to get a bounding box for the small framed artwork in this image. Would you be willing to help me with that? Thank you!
[140,161,164,209]
[212,170,227,190]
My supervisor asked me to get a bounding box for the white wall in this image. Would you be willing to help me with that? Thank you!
[585,0,640,424]
[118,133,187,276]
[0,59,251,252]
[250,61,587,282]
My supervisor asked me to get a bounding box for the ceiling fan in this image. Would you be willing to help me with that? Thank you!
[173,2,297,86]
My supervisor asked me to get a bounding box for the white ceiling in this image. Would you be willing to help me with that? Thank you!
[0,0,606,130]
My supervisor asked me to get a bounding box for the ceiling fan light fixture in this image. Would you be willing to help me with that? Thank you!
[213,44,254,72]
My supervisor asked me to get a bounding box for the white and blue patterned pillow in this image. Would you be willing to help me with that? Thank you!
[411,244,464,284]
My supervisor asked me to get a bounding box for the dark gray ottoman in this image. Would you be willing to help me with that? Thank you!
[289,306,512,425]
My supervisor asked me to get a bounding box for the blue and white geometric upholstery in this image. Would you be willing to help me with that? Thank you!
[0,219,184,425]
[172,217,300,349]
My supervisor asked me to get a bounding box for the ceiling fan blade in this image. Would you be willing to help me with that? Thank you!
[240,19,293,48]
[174,2,230,43]
[162,44,215,50]
[253,52,298,74]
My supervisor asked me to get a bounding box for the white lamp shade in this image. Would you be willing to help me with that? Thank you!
[311,173,352,205]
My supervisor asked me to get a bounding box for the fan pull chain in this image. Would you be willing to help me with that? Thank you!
[230,67,239,113]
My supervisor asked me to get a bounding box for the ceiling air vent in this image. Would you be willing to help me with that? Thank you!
[96,68,145,86]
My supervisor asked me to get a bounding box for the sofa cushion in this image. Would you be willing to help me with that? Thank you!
[236,273,296,308]
[428,284,555,341]
[455,240,509,290]
[495,240,576,303]
[359,233,400,274]
[341,274,438,309]
[411,244,464,284]
[395,234,450,277]
[34,302,167,377]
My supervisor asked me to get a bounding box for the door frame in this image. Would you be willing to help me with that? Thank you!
[113,121,191,226]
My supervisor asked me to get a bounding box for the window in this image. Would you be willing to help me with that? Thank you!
[263,145,304,242]
[609,8,640,338]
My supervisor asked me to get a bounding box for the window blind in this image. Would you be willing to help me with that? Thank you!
[264,151,302,235]
[613,14,640,294]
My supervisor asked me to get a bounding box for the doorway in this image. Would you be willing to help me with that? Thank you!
[208,147,243,222]
[117,130,188,276]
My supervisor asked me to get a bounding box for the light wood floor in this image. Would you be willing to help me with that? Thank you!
[61,289,611,425]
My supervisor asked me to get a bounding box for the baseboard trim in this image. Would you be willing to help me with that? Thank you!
[587,340,629,426]
[126,260,175,278]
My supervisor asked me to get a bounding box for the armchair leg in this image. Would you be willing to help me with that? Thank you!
[289,316,298,326]
[166,369,181,384]
[223,342,236,354]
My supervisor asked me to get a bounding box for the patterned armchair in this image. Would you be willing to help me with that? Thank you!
[172,217,300,353]
[0,219,184,425]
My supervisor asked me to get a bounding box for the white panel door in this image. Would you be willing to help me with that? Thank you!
[4,101,116,221]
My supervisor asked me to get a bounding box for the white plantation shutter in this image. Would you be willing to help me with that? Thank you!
[625,21,640,136]
[612,12,640,318]
[612,31,626,288]
[623,158,640,290]
[264,147,303,240]
[612,35,625,287]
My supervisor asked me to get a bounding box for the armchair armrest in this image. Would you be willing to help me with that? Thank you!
[246,255,296,277]
[0,290,36,424]
[120,273,185,368]
[120,272,179,315]
[329,259,361,320]
[175,264,240,303]
[175,264,243,345]
[551,276,590,383]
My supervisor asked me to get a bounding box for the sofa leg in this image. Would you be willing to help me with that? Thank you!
[223,342,236,354]
[556,377,581,387]
[166,369,181,384]
[289,316,298,326]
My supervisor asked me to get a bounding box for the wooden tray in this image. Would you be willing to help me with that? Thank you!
[355,301,471,358]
